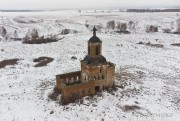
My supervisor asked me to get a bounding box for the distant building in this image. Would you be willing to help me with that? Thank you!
[56,26,115,104]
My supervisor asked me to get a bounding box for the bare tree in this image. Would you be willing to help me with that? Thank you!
[171,22,174,30]
[107,20,115,30]
[23,29,31,42]
[176,18,180,33]
[116,22,121,31]
[121,23,127,31]
[23,34,30,42]
[146,25,158,33]
[96,23,104,32]
[85,20,89,28]
[116,22,127,32]
[0,26,7,37]
[128,21,135,30]
[31,29,39,39]
[13,30,18,38]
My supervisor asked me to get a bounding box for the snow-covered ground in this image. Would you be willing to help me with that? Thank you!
[0,10,180,121]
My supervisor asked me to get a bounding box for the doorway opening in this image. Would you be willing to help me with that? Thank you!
[95,86,100,93]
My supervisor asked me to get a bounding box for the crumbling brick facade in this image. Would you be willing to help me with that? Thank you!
[56,27,115,104]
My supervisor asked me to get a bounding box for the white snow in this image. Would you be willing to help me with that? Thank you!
[0,10,180,121]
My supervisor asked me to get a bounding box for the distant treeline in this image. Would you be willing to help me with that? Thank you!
[127,9,180,12]
[0,10,44,12]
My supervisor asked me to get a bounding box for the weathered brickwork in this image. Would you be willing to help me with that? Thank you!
[56,27,115,104]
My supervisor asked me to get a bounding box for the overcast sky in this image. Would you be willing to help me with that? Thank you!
[0,0,180,10]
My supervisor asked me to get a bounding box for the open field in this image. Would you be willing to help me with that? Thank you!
[0,10,180,121]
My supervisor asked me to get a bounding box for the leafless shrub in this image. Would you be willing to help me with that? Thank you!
[23,29,58,44]
[146,25,158,33]
[48,87,59,101]
[128,21,135,30]
[137,41,144,44]
[163,28,171,33]
[61,29,78,35]
[0,59,19,68]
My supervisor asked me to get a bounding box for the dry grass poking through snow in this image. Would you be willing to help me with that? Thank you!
[137,41,164,48]
[48,87,59,101]
[0,59,19,68]
[123,105,141,112]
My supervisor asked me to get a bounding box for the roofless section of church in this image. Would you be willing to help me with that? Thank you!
[56,26,115,104]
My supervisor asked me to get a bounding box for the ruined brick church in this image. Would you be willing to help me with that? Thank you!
[56,27,115,104]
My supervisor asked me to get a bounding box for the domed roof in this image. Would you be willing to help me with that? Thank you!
[88,26,101,43]
[89,36,101,43]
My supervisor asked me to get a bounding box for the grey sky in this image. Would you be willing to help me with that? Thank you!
[0,0,179,9]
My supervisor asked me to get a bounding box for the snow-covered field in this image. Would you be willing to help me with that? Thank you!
[0,10,180,121]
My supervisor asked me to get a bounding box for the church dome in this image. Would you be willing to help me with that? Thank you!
[89,36,101,43]
[88,26,101,43]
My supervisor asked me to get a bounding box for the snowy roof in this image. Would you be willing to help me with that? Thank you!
[82,55,106,64]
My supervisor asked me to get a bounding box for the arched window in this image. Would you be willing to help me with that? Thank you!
[71,77,73,82]
[85,76,86,81]
[98,75,100,80]
[96,46,99,55]
[66,78,68,83]
[94,76,96,81]
[76,76,79,81]
[100,68,102,73]
[102,75,104,79]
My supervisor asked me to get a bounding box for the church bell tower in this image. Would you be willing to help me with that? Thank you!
[88,26,102,57]
[83,26,106,64]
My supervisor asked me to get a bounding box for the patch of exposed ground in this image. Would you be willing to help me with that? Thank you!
[171,43,180,47]
[0,59,19,68]
[33,57,54,67]
[123,105,141,112]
